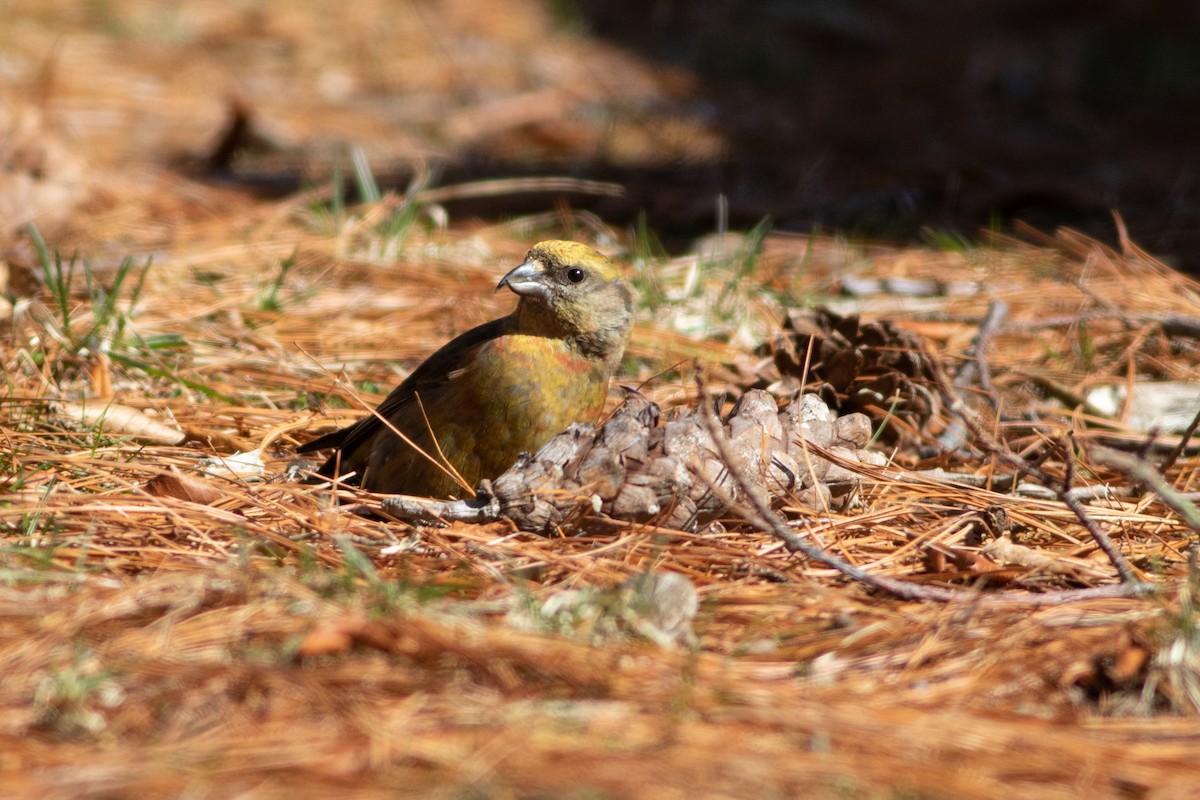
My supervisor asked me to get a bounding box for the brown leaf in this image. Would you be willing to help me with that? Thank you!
[296,617,397,659]
[54,400,185,445]
[296,620,356,658]
[145,468,225,505]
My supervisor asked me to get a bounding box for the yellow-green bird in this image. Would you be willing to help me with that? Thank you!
[298,241,633,497]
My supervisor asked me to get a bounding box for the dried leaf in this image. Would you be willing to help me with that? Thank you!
[144,468,225,505]
[53,400,185,445]
[296,620,356,658]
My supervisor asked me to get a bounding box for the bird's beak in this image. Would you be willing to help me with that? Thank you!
[496,260,550,301]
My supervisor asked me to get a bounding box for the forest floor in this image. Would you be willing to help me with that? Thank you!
[2,2,1200,798]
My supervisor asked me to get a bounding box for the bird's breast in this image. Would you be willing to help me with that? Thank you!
[454,334,609,469]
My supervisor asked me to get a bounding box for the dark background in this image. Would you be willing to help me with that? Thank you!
[565,0,1200,268]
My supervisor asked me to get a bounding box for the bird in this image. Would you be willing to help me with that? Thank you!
[298,240,633,497]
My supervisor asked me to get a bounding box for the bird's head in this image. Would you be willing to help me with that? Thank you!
[498,240,633,366]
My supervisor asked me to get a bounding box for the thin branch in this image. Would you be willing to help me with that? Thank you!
[1092,446,1200,533]
[936,299,1008,452]
[927,350,1143,585]
[694,369,1154,606]
[1160,404,1200,473]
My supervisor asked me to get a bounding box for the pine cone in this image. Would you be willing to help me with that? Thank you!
[474,389,882,533]
[761,308,938,443]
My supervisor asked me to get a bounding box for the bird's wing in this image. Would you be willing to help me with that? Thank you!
[297,316,512,459]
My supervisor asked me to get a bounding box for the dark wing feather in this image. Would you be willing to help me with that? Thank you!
[297,316,513,473]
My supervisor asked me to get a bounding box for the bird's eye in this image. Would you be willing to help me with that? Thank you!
[566,267,586,283]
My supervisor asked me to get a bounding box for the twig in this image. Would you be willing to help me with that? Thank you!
[927,351,1143,585]
[936,299,1008,452]
[381,486,500,524]
[1092,446,1200,533]
[1160,404,1200,473]
[890,468,1145,502]
[414,177,624,204]
[1020,372,1114,421]
[694,369,1154,605]
[1009,482,1135,501]
[964,299,1007,397]
[1006,311,1200,340]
